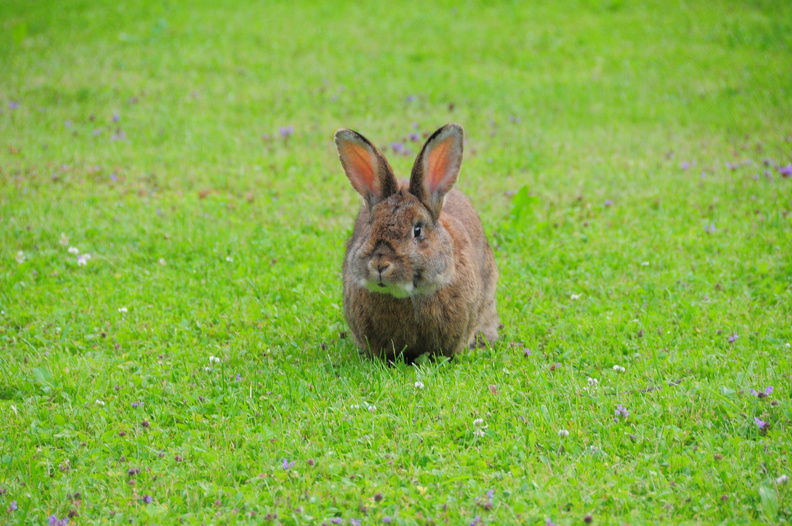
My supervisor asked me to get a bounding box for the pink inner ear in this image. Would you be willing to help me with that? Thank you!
[424,135,456,193]
[338,140,379,195]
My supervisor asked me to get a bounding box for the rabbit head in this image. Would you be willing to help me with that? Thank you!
[335,124,464,299]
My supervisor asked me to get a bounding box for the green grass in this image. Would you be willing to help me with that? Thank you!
[1,0,791,524]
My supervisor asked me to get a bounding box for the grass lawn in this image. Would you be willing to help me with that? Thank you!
[1,0,791,523]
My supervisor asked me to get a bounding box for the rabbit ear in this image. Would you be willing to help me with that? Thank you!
[409,123,464,220]
[335,129,398,208]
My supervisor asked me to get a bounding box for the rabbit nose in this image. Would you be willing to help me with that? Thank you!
[369,255,392,277]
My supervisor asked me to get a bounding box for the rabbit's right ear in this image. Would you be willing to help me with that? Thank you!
[409,123,464,221]
[335,129,398,208]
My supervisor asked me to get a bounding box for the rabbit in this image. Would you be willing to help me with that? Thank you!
[334,123,499,361]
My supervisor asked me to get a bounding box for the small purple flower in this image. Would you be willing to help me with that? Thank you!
[383,517,392,523]
[615,404,629,419]
[486,489,494,499]
[281,459,295,470]
[408,132,420,142]
[779,164,792,178]
[390,142,405,154]
[728,333,738,344]
[9,501,18,512]
[604,199,614,207]
[142,495,152,504]
[235,373,242,381]
[9,101,20,110]
[754,417,769,431]
[279,126,294,139]
[704,223,716,233]
[726,162,738,171]
[350,520,361,526]
[131,401,143,407]
[330,519,343,525]
[680,161,691,170]
[112,112,120,122]
[406,95,417,102]
[546,520,556,526]
[470,516,482,526]
[523,348,532,357]
[750,386,774,398]
[48,516,68,526]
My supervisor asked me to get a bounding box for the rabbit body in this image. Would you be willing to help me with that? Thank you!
[335,124,498,360]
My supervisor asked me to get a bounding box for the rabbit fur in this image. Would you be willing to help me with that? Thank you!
[334,123,499,361]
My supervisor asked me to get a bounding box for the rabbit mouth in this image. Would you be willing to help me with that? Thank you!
[361,278,414,299]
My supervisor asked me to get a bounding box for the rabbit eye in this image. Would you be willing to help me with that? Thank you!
[413,224,423,238]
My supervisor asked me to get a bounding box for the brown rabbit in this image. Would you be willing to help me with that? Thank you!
[334,123,499,361]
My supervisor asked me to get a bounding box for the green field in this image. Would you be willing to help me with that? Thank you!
[1,0,791,524]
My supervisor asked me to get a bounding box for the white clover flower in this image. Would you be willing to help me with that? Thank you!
[558,429,570,437]
[209,356,220,364]
[472,418,488,437]
[118,307,128,313]
[570,293,582,300]
[59,233,69,246]
[587,378,599,386]
[77,254,92,266]
[414,381,425,389]
[367,404,376,412]
[68,246,79,254]
[777,475,789,485]
[225,256,233,262]
[15,251,26,264]
[613,365,626,373]
[95,400,105,406]
[158,258,167,266]
[203,366,211,372]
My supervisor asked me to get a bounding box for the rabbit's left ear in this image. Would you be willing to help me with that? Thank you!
[335,129,398,208]
[409,123,464,220]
